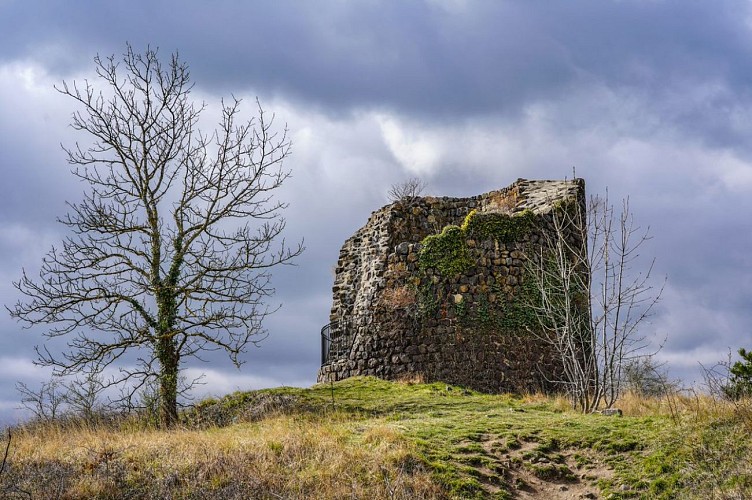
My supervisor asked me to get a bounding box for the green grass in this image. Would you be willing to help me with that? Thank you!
[185,377,733,498]
[5,376,752,498]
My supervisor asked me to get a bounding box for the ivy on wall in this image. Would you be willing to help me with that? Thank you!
[477,275,540,331]
[415,209,542,333]
[418,209,536,278]
[418,225,473,277]
[462,209,536,243]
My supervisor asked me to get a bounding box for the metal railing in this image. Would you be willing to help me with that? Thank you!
[320,320,353,365]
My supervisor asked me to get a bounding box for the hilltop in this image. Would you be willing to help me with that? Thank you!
[1,377,750,498]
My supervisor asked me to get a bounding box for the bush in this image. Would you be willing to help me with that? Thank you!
[726,348,752,400]
[622,357,675,398]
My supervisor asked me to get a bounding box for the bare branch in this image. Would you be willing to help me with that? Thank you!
[525,181,663,412]
[16,379,67,422]
[0,429,10,480]
[387,177,426,205]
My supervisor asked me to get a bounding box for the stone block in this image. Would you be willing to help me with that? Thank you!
[600,408,623,417]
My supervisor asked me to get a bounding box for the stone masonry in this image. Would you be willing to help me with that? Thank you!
[317,178,586,394]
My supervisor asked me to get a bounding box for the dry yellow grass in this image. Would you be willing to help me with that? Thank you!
[614,388,752,425]
[395,372,426,385]
[614,389,686,418]
[5,413,443,499]
[518,392,578,413]
[518,389,727,419]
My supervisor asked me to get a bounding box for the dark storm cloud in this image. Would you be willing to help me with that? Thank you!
[3,1,752,124]
[0,87,75,225]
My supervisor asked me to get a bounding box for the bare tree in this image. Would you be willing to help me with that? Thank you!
[16,378,67,422]
[526,185,663,412]
[8,45,303,427]
[387,177,426,204]
[63,371,106,422]
[622,355,675,398]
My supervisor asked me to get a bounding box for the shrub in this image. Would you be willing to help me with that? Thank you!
[726,348,752,400]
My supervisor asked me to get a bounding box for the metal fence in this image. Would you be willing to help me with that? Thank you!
[320,320,353,365]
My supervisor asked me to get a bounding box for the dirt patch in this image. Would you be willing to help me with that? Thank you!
[471,438,614,499]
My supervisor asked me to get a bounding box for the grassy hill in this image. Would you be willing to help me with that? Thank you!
[1,376,751,498]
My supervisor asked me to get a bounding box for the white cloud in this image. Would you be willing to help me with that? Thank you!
[0,60,51,93]
[0,60,71,133]
[377,114,442,176]
[425,0,471,12]
[0,357,49,380]
[715,151,752,192]
[657,348,730,371]
[182,367,310,401]
[0,223,59,263]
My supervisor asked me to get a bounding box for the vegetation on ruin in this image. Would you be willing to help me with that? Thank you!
[416,210,541,332]
[3,376,751,498]
[480,275,541,331]
[419,210,537,279]
[462,209,537,243]
[419,225,474,277]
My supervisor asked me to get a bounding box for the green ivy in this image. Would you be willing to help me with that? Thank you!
[462,209,536,243]
[496,275,540,330]
[454,297,468,319]
[417,282,440,318]
[419,225,473,277]
[419,210,537,279]
[416,208,543,332]
[476,293,491,325]
[459,274,541,332]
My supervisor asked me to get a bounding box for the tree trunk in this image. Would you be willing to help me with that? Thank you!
[156,271,180,428]
[157,336,179,428]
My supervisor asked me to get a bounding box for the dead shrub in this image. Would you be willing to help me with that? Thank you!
[381,286,417,310]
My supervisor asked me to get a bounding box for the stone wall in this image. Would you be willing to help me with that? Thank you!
[318,178,586,394]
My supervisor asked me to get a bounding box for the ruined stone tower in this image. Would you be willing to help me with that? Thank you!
[317,178,586,393]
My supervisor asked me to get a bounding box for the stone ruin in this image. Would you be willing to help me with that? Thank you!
[317,178,586,394]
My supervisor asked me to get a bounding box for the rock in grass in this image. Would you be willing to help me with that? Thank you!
[600,408,623,417]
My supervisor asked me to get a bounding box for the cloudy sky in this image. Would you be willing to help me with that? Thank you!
[1,0,751,423]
